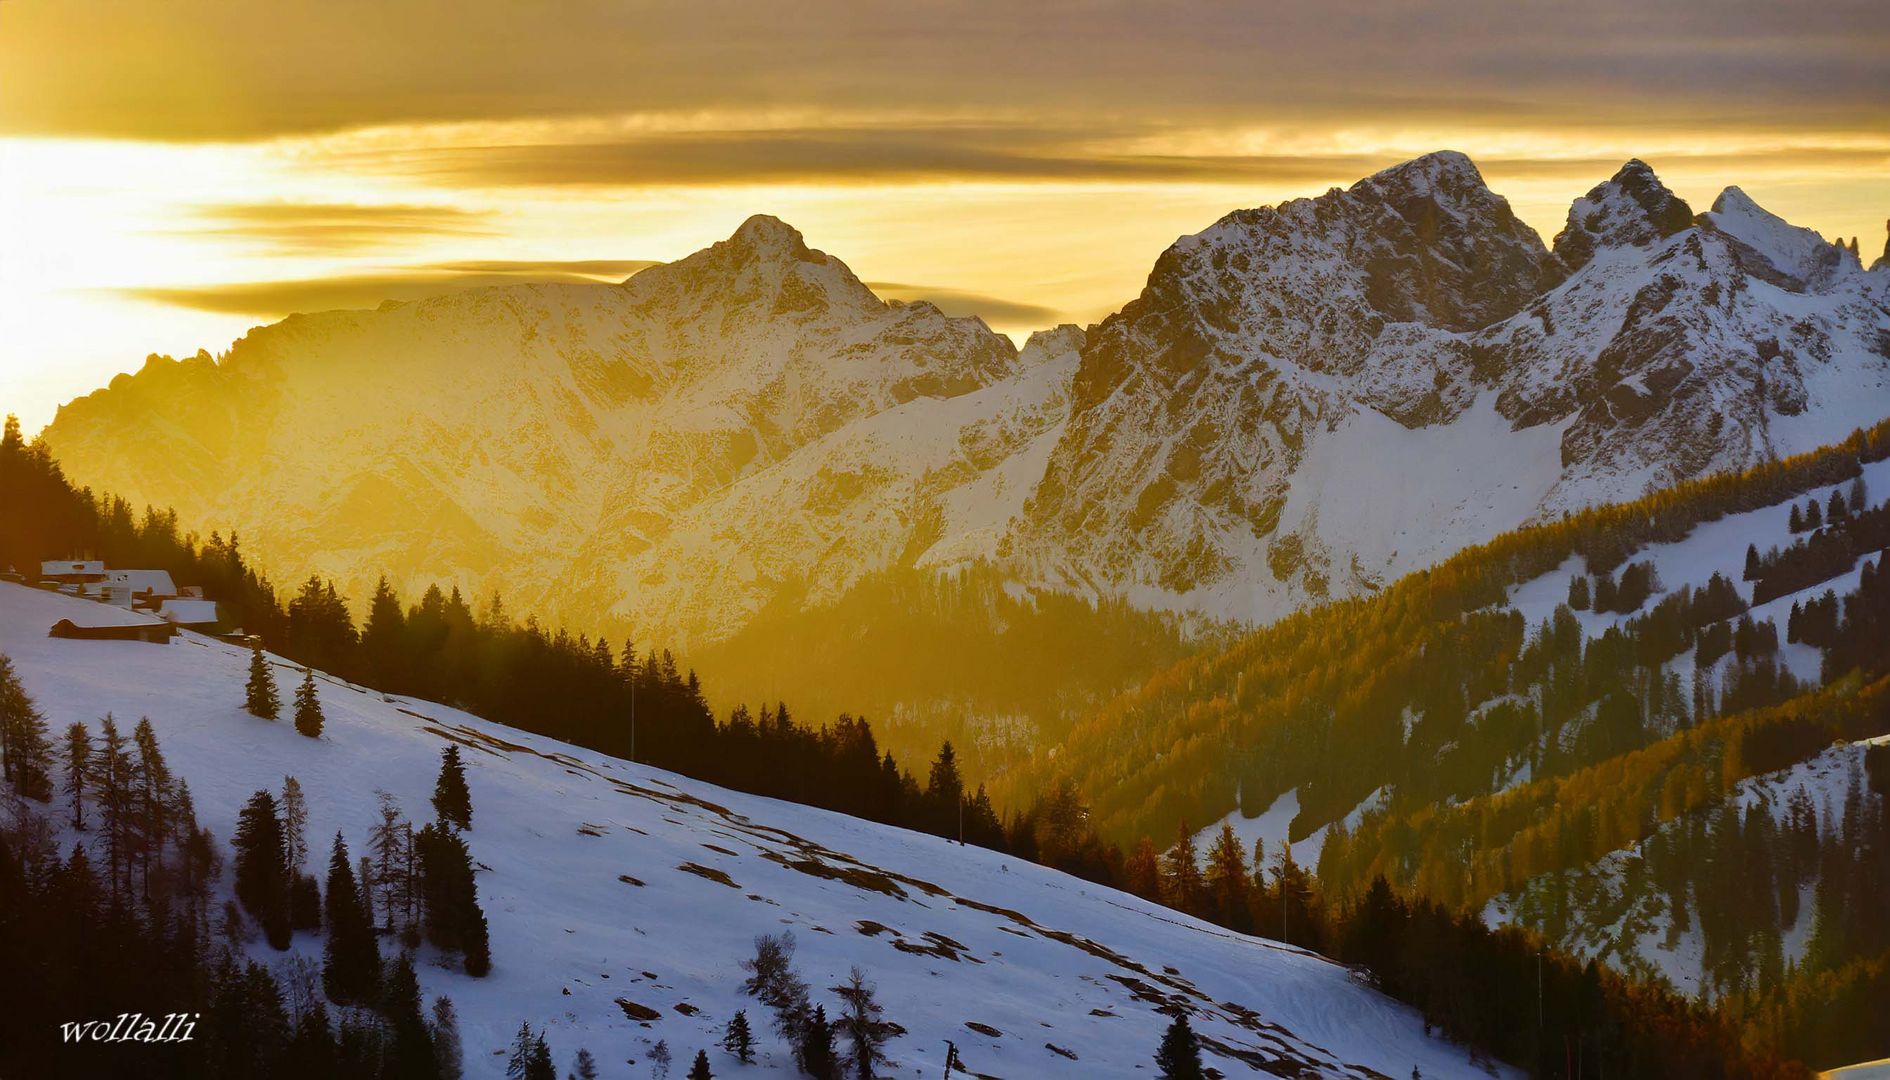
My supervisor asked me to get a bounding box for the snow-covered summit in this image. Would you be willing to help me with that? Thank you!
[1552,159,1695,271]
[1704,186,1860,289]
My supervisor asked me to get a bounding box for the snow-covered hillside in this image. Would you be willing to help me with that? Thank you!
[0,582,1504,1079]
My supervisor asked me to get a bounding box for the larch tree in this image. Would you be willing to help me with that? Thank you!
[62,721,89,829]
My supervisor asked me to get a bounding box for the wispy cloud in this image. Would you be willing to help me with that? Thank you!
[113,261,656,318]
[178,202,494,254]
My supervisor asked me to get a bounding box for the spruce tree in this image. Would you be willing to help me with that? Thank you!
[62,721,89,829]
[431,997,465,1080]
[571,1047,599,1080]
[0,654,54,801]
[93,714,135,899]
[687,1049,713,1080]
[322,833,381,1004]
[382,953,439,1079]
[526,1033,556,1080]
[1154,1013,1205,1080]
[293,668,324,738]
[1162,820,1204,915]
[432,744,473,830]
[723,1009,755,1064]
[798,1007,835,1079]
[506,1023,536,1079]
[130,717,173,897]
[245,645,280,719]
[233,789,292,948]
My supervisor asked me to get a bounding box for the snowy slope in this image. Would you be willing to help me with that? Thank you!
[0,581,1506,1080]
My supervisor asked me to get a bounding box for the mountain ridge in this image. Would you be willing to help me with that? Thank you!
[37,153,1890,649]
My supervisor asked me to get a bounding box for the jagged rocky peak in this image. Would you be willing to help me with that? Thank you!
[1875,218,1890,271]
[1553,159,1695,271]
[1704,186,1853,289]
[1343,150,1562,331]
[724,213,811,258]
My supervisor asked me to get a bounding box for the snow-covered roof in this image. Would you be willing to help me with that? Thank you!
[110,568,178,595]
[158,598,219,626]
[40,559,104,577]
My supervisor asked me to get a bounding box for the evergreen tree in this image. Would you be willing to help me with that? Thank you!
[1567,575,1590,610]
[1126,836,1162,900]
[0,654,53,801]
[527,1034,556,1080]
[432,997,465,1080]
[1154,1013,1205,1080]
[129,717,173,897]
[1162,820,1204,915]
[383,953,440,1079]
[570,1047,599,1080]
[93,714,135,899]
[245,645,280,719]
[233,789,292,948]
[281,775,309,873]
[62,721,89,829]
[322,833,381,1005]
[416,820,493,974]
[1204,822,1251,931]
[832,966,889,1078]
[797,1007,835,1079]
[1744,543,1762,581]
[432,744,473,830]
[722,1009,755,1064]
[925,741,964,838]
[506,1024,537,1080]
[687,1048,713,1080]
[293,667,324,738]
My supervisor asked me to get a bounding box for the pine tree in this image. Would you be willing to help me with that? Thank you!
[293,668,324,738]
[1154,1013,1205,1080]
[431,997,465,1080]
[571,1047,599,1080]
[687,1049,713,1080]
[62,721,89,829]
[925,741,965,839]
[0,654,53,801]
[233,789,292,948]
[722,1010,755,1064]
[432,745,473,830]
[322,833,381,1005]
[245,645,280,719]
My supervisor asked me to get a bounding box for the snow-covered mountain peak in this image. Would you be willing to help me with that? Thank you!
[1552,158,1695,271]
[1704,185,1855,289]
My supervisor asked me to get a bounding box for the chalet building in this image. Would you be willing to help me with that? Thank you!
[39,559,106,588]
[48,616,177,644]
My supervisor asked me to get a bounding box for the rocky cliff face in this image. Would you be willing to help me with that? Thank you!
[40,158,1890,640]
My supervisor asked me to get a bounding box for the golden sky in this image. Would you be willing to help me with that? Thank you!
[3,0,1887,430]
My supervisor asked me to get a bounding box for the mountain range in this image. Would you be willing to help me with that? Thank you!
[39,153,1890,647]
